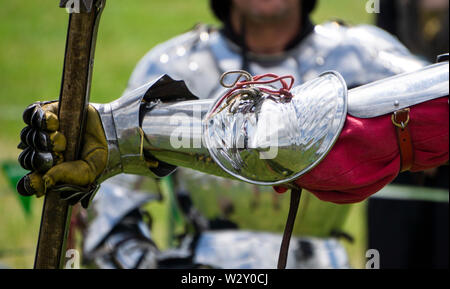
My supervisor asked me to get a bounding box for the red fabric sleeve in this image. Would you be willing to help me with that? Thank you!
[274,97,449,204]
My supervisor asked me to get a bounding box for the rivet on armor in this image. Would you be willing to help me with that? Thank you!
[200,32,209,42]
[159,54,169,63]
[176,47,186,57]
[315,56,324,66]
[189,62,199,71]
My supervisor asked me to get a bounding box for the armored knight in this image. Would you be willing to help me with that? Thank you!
[17,0,449,269]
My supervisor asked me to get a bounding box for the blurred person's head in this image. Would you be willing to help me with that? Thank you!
[230,0,301,23]
[210,0,317,55]
[210,0,317,25]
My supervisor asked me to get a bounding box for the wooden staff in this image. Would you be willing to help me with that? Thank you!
[34,0,106,269]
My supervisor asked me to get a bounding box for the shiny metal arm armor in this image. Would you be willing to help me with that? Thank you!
[92,80,157,182]
[140,70,348,185]
[93,61,448,186]
[348,61,449,118]
[92,75,197,182]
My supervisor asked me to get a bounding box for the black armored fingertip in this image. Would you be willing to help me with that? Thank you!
[26,150,36,171]
[20,126,32,146]
[17,141,28,150]
[31,106,46,129]
[18,147,33,170]
[31,151,54,173]
[33,131,52,152]
[22,103,39,125]
[17,175,35,196]
[25,128,36,148]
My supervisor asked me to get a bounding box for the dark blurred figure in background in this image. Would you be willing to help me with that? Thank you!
[370,0,449,268]
[377,0,449,61]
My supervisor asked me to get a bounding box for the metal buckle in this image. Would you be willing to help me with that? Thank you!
[391,108,410,129]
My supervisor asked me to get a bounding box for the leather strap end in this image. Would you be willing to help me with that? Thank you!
[392,108,414,172]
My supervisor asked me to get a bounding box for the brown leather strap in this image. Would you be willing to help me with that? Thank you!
[277,187,302,269]
[391,108,414,172]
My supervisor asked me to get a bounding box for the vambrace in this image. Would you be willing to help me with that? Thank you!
[91,75,198,182]
[92,61,448,196]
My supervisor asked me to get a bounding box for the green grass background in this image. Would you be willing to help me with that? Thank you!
[0,0,373,268]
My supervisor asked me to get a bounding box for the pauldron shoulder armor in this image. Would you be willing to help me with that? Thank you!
[125,24,219,99]
[302,22,428,86]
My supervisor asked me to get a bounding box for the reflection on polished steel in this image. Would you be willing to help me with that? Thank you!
[193,230,350,269]
[204,71,348,185]
[95,62,448,187]
[92,77,164,182]
[142,98,228,178]
[348,61,449,118]
[141,72,348,185]
[178,168,352,237]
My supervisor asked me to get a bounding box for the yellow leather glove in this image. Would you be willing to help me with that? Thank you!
[17,101,107,206]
